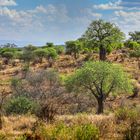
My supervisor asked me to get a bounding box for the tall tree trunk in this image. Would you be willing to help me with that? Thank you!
[97,98,104,114]
[99,45,106,61]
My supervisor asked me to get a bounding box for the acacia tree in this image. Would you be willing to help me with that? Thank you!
[129,31,140,43]
[66,61,132,114]
[65,40,83,59]
[82,19,125,61]
[33,49,48,63]
[21,45,37,64]
[45,48,58,67]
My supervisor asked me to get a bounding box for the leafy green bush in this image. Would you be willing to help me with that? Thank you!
[5,96,37,115]
[46,48,58,60]
[74,124,99,140]
[55,46,65,54]
[32,122,99,140]
[115,107,139,122]
[130,48,140,58]
[126,41,140,49]
[2,52,14,60]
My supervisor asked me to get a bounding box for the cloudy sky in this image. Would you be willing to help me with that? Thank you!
[0,0,140,46]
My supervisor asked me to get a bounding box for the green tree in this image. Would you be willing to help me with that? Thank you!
[125,41,140,50]
[20,45,37,64]
[2,52,14,60]
[65,40,83,59]
[46,42,54,48]
[82,19,125,61]
[45,48,58,67]
[33,49,48,63]
[55,46,65,55]
[129,31,140,43]
[66,61,132,114]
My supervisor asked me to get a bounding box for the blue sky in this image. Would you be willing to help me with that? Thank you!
[0,0,140,46]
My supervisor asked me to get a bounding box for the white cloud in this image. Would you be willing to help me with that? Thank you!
[93,0,123,10]
[0,0,17,6]
[114,10,140,34]
[84,8,102,18]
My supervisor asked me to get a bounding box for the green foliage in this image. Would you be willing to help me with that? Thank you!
[33,122,99,140]
[66,61,132,114]
[33,48,47,57]
[65,40,83,59]
[46,42,54,48]
[115,107,139,121]
[125,41,140,49]
[66,61,132,97]
[130,48,140,58]
[129,31,140,43]
[0,47,18,55]
[74,124,99,140]
[42,42,54,48]
[55,46,65,54]
[107,43,123,54]
[45,47,58,60]
[82,19,125,59]
[20,45,37,62]
[2,51,14,59]
[33,48,48,62]
[5,96,37,115]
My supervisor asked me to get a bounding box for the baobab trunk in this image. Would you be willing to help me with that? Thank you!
[97,98,104,114]
[99,45,106,61]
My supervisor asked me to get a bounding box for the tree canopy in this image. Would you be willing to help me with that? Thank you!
[66,61,132,114]
[82,19,125,60]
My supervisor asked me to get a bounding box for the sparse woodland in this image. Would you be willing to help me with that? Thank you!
[0,20,140,140]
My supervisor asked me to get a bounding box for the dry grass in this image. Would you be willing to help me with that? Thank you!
[0,115,36,139]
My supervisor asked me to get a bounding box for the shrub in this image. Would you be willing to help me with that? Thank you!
[46,48,58,60]
[5,96,37,115]
[126,41,140,49]
[31,122,99,140]
[0,133,7,140]
[33,49,48,63]
[74,124,99,140]
[124,121,140,140]
[55,46,65,54]
[130,48,140,58]
[115,107,139,122]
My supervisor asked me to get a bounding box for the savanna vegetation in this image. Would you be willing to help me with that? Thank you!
[0,19,140,140]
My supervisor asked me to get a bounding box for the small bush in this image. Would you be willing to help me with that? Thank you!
[55,46,65,54]
[0,133,7,140]
[115,107,139,122]
[5,96,37,115]
[126,41,140,49]
[30,122,99,140]
[124,121,140,140]
[130,49,140,58]
[74,124,99,140]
